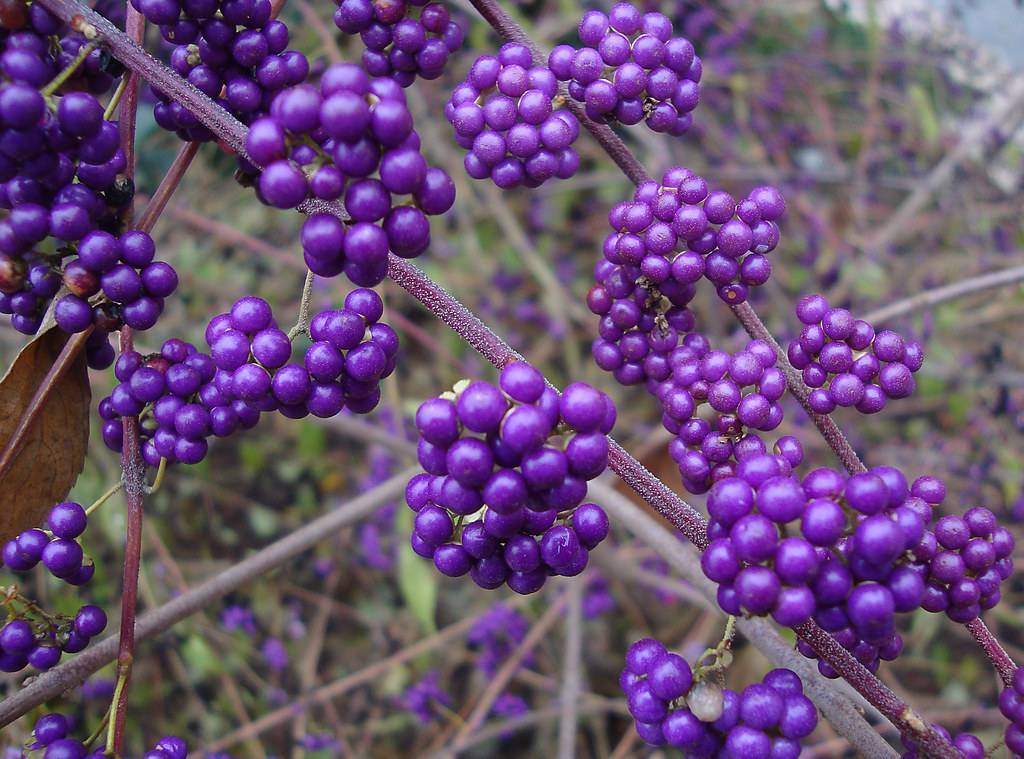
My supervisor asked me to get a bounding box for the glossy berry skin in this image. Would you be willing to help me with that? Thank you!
[408,363,616,593]
[787,294,923,414]
[46,502,87,540]
[551,5,700,137]
[334,0,464,86]
[621,651,817,755]
[701,452,952,678]
[99,298,397,467]
[447,44,580,188]
[918,505,1013,623]
[650,333,790,495]
[244,63,455,280]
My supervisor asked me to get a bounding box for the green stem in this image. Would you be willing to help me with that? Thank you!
[694,615,736,680]
[84,709,110,749]
[104,670,130,754]
[86,481,125,517]
[145,456,168,495]
[103,75,129,120]
[41,42,96,97]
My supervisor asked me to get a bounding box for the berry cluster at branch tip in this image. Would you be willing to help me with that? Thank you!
[408,361,615,593]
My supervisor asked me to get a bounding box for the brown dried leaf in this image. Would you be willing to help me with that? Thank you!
[0,327,90,544]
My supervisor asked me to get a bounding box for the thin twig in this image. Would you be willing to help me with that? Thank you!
[869,76,1024,251]
[450,595,569,751]
[292,0,343,63]
[111,328,145,752]
[201,594,534,753]
[860,262,1024,325]
[557,582,583,759]
[108,7,146,748]
[135,141,201,234]
[966,617,1018,686]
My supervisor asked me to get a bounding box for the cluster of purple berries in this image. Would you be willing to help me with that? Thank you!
[622,639,818,756]
[599,165,786,307]
[0,602,106,674]
[1000,667,1024,757]
[245,63,455,283]
[702,462,950,676]
[0,13,141,344]
[588,259,697,389]
[657,337,792,494]
[136,0,311,141]
[333,0,464,86]
[917,506,1014,622]
[3,501,96,585]
[0,501,108,673]
[788,294,924,414]
[0,251,59,335]
[1,2,123,94]
[446,44,581,189]
[99,291,396,465]
[28,712,188,759]
[53,228,178,334]
[408,361,615,594]
[549,4,701,136]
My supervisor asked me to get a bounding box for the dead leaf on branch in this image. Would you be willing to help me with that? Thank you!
[0,327,91,545]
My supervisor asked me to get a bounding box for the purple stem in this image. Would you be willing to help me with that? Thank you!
[111,6,146,751]
[730,302,865,474]
[30,0,972,753]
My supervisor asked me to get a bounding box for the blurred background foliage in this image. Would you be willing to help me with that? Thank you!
[2,0,1023,755]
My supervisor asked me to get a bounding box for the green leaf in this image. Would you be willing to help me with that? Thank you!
[247,504,278,539]
[181,635,224,679]
[298,422,327,459]
[909,84,940,145]
[396,506,438,634]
